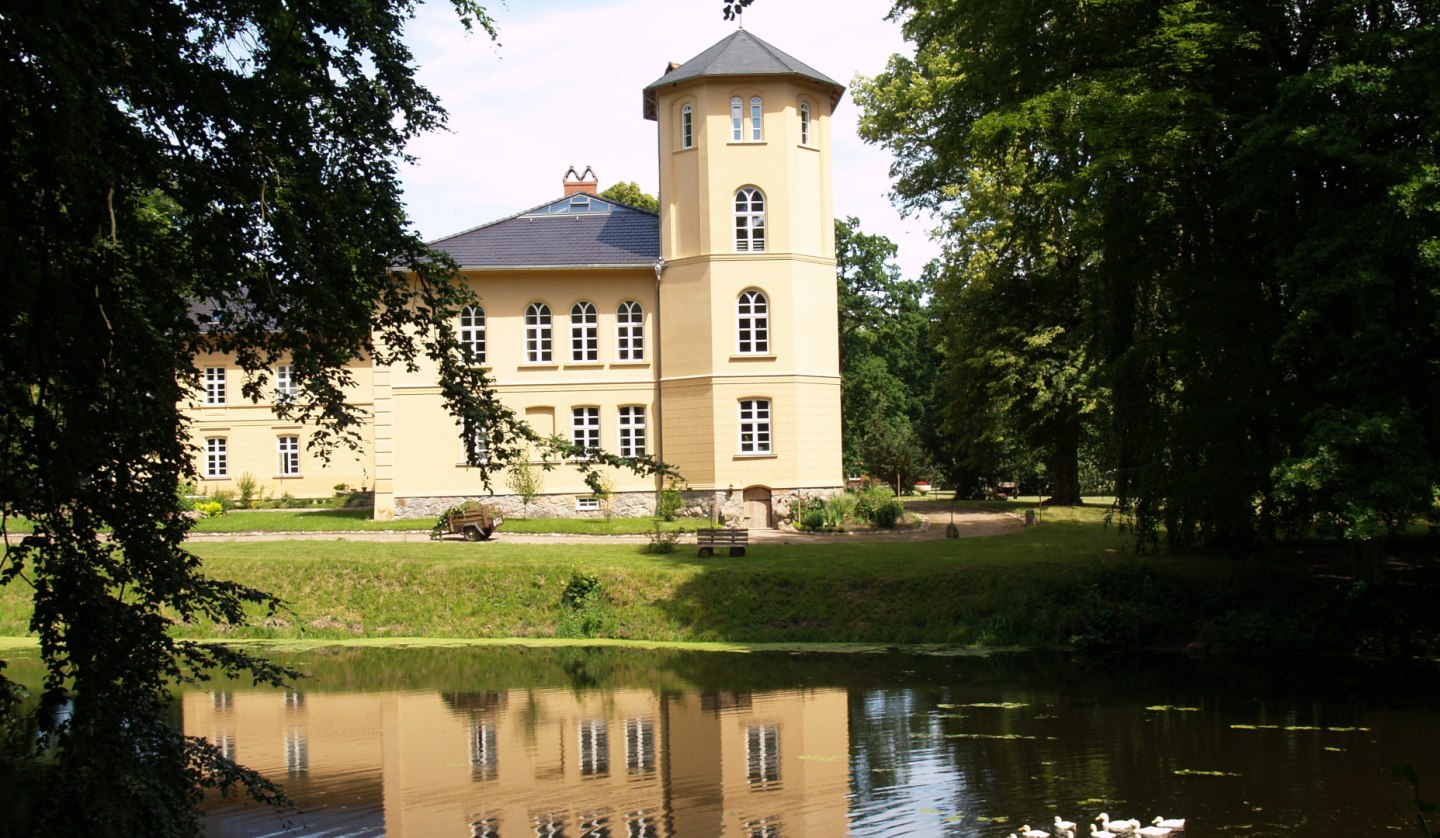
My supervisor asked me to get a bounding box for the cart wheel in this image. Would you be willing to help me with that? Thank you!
[463,525,483,542]
[698,547,714,558]
[480,527,494,540]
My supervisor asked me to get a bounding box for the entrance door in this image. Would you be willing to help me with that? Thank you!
[742,487,772,529]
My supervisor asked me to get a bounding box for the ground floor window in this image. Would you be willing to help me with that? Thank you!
[278,435,300,476]
[205,437,228,478]
[738,399,772,454]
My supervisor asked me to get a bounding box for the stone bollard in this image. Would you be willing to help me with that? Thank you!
[1024,510,1035,527]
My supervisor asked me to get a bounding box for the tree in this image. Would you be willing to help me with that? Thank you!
[834,217,940,485]
[857,1,1439,543]
[0,2,683,833]
[505,459,544,518]
[598,181,659,213]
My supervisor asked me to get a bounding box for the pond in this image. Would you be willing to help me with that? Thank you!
[7,644,1440,836]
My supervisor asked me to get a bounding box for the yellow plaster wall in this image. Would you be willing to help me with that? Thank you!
[184,351,374,499]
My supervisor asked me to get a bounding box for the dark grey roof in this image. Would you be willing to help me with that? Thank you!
[427,195,659,269]
[643,30,845,119]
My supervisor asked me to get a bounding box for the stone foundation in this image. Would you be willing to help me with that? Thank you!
[393,486,844,524]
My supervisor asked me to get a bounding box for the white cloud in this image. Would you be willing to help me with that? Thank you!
[399,0,941,277]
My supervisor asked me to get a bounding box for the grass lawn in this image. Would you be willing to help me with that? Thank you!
[2,503,1434,654]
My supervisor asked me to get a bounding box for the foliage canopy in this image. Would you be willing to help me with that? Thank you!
[857,0,1440,544]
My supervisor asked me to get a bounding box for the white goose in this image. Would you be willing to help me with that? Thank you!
[1020,827,1051,838]
[1096,815,1137,835]
[1090,825,1116,838]
[1055,816,1078,836]
[1152,817,1186,830]
[1135,827,1172,838]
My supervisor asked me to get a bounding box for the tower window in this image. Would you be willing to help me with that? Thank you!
[731,97,743,141]
[681,103,694,149]
[739,399,772,455]
[750,96,763,141]
[737,290,770,354]
[734,187,766,253]
[800,102,811,146]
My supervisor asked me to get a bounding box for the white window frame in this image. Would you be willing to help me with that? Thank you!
[617,406,646,457]
[681,103,694,149]
[570,301,598,362]
[731,96,743,141]
[734,187,766,253]
[460,304,486,364]
[277,435,300,476]
[525,302,552,363]
[737,290,770,354]
[750,96,763,141]
[205,437,228,478]
[800,102,812,146]
[275,364,296,403]
[204,367,226,405]
[624,717,655,775]
[616,300,644,361]
[576,496,600,512]
[460,420,489,465]
[745,723,781,786]
[739,399,772,455]
[571,406,600,456]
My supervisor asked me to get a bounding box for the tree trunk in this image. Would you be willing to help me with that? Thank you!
[1046,410,1083,505]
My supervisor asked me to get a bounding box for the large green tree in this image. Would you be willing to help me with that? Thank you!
[857,0,1439,543]
[834,216,940,489]
[0,2,677,833]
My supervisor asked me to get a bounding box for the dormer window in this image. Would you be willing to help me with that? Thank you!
[569,194,590,211]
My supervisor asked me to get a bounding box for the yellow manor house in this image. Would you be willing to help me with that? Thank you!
[186,31,846,525]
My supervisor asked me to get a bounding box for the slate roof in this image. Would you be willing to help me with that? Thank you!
[427,196,659,269]
[644,30,845,118]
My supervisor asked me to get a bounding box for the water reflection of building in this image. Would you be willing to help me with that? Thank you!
[184,684,850,836]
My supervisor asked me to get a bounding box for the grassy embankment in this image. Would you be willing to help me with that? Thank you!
[4,503,1434,654]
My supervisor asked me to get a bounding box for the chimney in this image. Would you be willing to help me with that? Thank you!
[563,165,598,196]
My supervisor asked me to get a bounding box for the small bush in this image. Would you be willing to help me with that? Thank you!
[872,500,905,528]
[644,521,680,553]
[655,481,685,522]
[234,472,264,509]
[824,494,857,529]
[801,509,827,531]
[191,501,224,518]
[853,484,896,522]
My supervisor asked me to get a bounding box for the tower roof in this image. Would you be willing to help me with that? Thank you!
[643,30,845,119]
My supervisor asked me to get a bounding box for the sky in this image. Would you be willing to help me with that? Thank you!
[397,0,943,278]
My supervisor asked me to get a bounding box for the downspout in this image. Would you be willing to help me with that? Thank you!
[652,257,666,494]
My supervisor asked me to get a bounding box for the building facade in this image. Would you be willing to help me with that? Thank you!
[185,30,845,525]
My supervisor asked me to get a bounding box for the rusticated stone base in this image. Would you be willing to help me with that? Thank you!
[392,486,844,524]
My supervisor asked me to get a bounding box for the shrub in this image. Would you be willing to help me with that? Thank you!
[824,494,857,529]
[655,480,685,522]
[801,509,827,531]
[644,521,679,553]
[234,472,264,509]
[191,501,224,518]
[853,484,896,522]
[872,500,905,528]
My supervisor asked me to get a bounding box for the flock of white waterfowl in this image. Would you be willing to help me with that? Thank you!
[1009,813,1187,838]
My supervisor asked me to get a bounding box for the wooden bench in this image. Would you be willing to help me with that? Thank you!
[696,527,748,557]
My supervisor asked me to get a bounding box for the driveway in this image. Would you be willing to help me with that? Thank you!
[181,503,1023,545]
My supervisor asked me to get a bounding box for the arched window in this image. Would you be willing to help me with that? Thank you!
[734,188,766,253]
[799,102,811,146]
[681,104,694,149]
[737,290,769,354]
[570,301,598,362]
[616,301,644,361]
[525,303,552,363]
[460,304,486,364]
[750,97,763,141]
[731,97,743,141]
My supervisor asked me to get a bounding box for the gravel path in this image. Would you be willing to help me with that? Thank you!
[181,502,1023,545]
